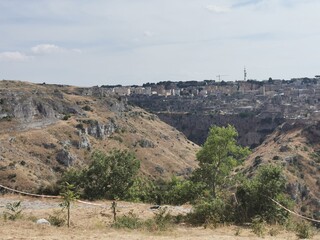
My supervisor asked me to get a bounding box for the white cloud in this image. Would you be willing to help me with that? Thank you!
[205,5,231,13]
[0,51,30,61]
[30,44,82,55]
[31,44,64,55]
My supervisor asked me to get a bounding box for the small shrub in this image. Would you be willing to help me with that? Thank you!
[1,116,13,121]
[62,114,71,121]
[111,136,123,143]
[3,201,23,221]
[251,216,266,237]
[234,227,241,236]
[7,173,17,180]
[112,211,142,229]
[75,123,85,131]
[272,155,280,160]
[26,214,38,222]
[150,207,173,231]
[295,221,314,239]
[186,198,227,227]
[48,210,66,227]
[144,211,174,232]
[269,227,280,236]
[82,105,93,111]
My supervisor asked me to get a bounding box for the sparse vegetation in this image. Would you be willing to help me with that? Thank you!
[112,208,174,232]
[3,201,23,221]
[110,135,123,143]
[112,210,142,229]
[273,155,280,160]
[62,114,71,120]
[48,210,66,227]
[82,105,93,111]
[145,207,174,231]
[295,221,314,239]
[251,216,266,237]
[59,182,79,227]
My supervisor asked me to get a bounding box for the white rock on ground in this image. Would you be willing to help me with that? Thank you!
[36,218,51,225]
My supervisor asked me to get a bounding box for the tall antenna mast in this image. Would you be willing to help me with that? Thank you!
[244,67,247,81]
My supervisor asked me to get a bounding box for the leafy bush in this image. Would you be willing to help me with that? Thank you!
[111,211,142,229]
[235,165,292,224]
[144,177,205,206]
[186,198,227,227]
[60,149,140,200]
[163,177,204,205]
[126,177,156,203]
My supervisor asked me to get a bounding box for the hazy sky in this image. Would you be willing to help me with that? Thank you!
[0,0,319,86]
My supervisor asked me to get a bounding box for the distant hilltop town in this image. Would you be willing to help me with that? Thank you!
[76,75,320,126]
[100,76,320,98]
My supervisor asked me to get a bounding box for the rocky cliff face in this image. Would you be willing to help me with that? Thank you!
[0,81,199,192]
[128,95,288,148]
[158,112,284,148]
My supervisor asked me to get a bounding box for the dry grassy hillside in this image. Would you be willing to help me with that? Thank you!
[241,122,320,219]
[0,80,199,192]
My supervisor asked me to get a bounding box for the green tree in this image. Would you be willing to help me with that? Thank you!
[60,182,79,228]
[83,149,140,199]
[193,125,250,198]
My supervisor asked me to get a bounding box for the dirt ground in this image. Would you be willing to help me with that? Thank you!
[0,194,319,240]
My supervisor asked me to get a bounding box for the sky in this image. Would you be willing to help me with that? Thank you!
[0,0,320,87]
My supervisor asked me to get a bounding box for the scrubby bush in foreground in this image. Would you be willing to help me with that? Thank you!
[61,149,140,200]
[234,165,292,224]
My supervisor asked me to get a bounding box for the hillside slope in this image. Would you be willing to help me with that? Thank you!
[0,81,199,192]
[241,122,320,219]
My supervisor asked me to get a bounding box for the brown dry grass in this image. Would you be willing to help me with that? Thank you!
[1,195,317,240]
